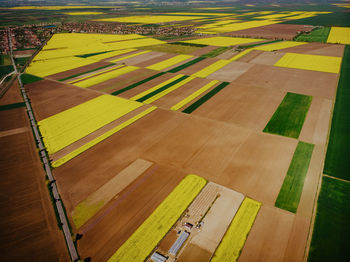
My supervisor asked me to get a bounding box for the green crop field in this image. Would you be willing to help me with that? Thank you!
[275,141,314,213]
[323,45,350,181]
[20,73,43,85]
[295,27,330,43]
[308,176,350,261]
[263,92,312,139]
[201,46,231,58]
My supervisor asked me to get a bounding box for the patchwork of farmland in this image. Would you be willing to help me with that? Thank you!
[1,4,349,262]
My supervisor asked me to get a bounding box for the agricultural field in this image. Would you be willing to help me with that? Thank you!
[1,2,349,262]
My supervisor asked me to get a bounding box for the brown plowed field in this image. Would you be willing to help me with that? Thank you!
[0,80,23,105]
[225,24,313,40]
[281,42,345,57]
[207,61,254,82]
[48,61,112,80]
[233,64,338,99]
[0,103,69,261]
[134,52,175,67]
[191,45,218,56]
[25,79,99,120]
[299,97,333,145]
[189,83,285,132]
[249,51,285,65]
[237,49,264,63]
[239,205,295,261]
[77,164,185,261]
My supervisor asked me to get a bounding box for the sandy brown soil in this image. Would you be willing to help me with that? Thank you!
[26,79,99,121]
[48,61,112,81]
[77,164,185,261]
[158,229,178,254]
[233,64,339,99]
[249,51,285,65]
[133,52,175,68]
[207,61,254,81]
[239,205,295,261]
[215,49,239,60]
[189,83,286,132]
[299,97,333,145]
[237,49,264,63]
[225,24,313,40]
[281,42,345,57]
[177,244,212,262]
[0,80,23,106]
[0,111,69,261]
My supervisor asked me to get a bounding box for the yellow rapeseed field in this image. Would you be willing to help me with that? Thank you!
[52,106,157,167]
[146,54,193,71]
[182,36,263,47]
[327,27,350,45]
[69,65,124,84]
[89,49,136,61]
[107,174,207,262]
[95,15,205,24]
[193,59,231,78]
[39,95,142,155]
[64,12,104,15]
[274,53,342,74]
[26,56,97,77]
[211,198,261,262]
[73,66,139,88]
[253,41,308,51]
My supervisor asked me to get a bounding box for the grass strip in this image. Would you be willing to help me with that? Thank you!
[308,176,350,261]
[201,46,231,58]
[295,27,331,43]
[211,198,261,262]
[263,92,312,139]
[136,75,189,102]
[111,72,166,96]
[182,81,230,114]
[0,102,26,111]
[52,106,157,168]
[167,56,206,73]
[20,73,43,85]
[107,174,207,262]
[323,45,350,181]
[58,64,115,82]
[275,141,315,213]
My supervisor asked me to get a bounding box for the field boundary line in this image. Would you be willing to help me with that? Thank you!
[322,174,350,184]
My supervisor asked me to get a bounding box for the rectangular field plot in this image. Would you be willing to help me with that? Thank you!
[107,174,206,262]
[275,141,314,213]
[95,15,205,24]
[274,53,342,74]
[211,198,261,262]
[327,26,350,45]
[72,159,153,229]
[146,54,193,71]
[263,92,312,139]
[308,176,350,262]
[253,41,307,51]
[39,95,142,154]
